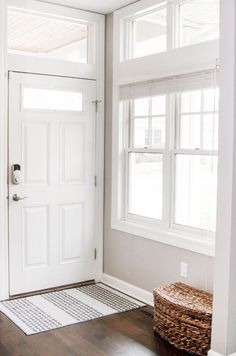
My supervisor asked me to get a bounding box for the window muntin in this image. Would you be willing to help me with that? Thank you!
[8,10,89,64]
[178,0,220,48]
[122,0,219,61]
[178,89,219,150]
[131,96,166,149]
[123,86,218,235]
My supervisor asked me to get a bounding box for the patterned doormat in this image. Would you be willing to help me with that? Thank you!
[0,283,145,335]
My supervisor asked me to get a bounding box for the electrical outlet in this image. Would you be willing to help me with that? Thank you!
[180,262,188,278]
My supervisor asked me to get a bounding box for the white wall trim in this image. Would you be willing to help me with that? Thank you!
[94,14,105,282]
[208,351,236,356]
[210,0,236,354]
[0,0,9,301]
[101,273,154,306]
[208,351,224,356]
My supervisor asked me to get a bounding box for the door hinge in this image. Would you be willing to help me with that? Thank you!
[92,99,102,113]
[94,248,97,260]
[94,175,97,187]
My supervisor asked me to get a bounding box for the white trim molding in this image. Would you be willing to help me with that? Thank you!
[208,351,236,356]
[101,273,154,306]
[208,351,224,356]
[0,0,9,301]
[111,0,219,258]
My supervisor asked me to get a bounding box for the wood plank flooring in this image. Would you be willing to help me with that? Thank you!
[0,306,191,356]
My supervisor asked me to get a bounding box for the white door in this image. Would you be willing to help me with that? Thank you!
[9,72,97,295]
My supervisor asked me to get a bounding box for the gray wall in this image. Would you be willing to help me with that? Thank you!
[104,13,214,293]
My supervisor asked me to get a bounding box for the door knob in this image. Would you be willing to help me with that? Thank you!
[12,194,28,202]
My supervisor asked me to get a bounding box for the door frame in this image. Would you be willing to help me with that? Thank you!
[0,0,105,300]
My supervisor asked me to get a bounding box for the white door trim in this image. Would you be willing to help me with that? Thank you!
[0,0,105,300]
[0,0,8,301]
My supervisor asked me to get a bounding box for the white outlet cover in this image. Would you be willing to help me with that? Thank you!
[180,262,188,278]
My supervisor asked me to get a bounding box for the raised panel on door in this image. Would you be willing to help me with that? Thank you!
[23,206,49,269]
[22,122,49,186]
[60,123,85,184]
[60,203,85,264]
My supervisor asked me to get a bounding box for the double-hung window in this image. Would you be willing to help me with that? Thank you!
[114,71,219,249]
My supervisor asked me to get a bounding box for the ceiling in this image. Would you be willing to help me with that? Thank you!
[37,0,138,14]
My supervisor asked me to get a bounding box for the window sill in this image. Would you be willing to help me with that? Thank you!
[111,218,215,257]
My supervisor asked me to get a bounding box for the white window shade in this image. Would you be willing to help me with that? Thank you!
[119,70,219,100]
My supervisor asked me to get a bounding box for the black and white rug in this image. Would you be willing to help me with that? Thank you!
[0,283,145,335]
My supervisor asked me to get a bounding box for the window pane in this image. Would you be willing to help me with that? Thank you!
[23,88,83,111]
[180,114,201,149]
[134,98,149,116]
[203,114,218,150]
[179,0,219,47]
[8,10,88,63]
[181,91,201,113]
[151,117,165,148]
[131,4,167,59]
[179,89,219,150]
[152,95,166,115]
[128,153,163,220]
[174,155,218,231]
[204,88,219,112]
[133,118,149,148]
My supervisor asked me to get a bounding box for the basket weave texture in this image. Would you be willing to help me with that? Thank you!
[153,282,213,356]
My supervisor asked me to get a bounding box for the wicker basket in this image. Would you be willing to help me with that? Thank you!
[153,282,213,356]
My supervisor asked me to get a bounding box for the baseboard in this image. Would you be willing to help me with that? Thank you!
[208,350,236,356]
[208,351,223,356]
[101,273,153,306]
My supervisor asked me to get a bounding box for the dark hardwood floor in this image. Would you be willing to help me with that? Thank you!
[0,306,191,356]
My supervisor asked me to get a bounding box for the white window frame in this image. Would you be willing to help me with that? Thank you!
[171,90,218,238]
[112,0,219,257]
[121,0,219,62]
[7,0,104,79]
[112,97,216,257]
[116,89,217,252]
[113,0,219,87]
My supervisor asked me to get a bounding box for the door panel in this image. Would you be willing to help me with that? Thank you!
[60,123,85,183]
[9,72,97,295]
[23,206,49,268]
[23,122,49,186]
[60,203,84,263]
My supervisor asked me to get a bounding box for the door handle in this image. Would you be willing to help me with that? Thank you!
[12,194,28,202]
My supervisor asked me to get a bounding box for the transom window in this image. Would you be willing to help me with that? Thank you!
[8,10,90,64]
[123,84,219,236]
[123,0,219,60]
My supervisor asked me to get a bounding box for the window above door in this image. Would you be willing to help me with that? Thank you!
[8,9,90,64]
